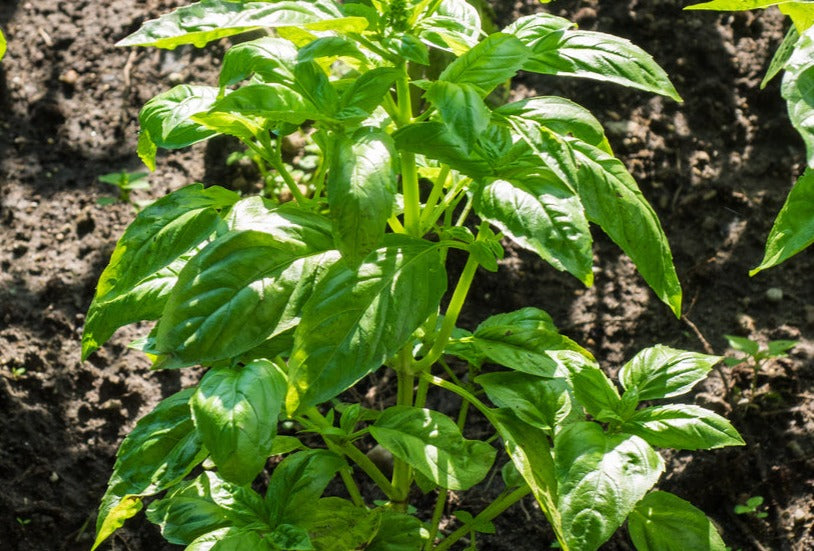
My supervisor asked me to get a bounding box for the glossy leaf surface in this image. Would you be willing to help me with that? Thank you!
[623,404,745,450]
[265,450,345,525]
[628,491,726,551]
[618,345,720,400]
[438,32,530,94]
[219,37,298,87]
[782,26,814,167]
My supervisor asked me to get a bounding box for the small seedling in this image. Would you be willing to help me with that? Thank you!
[96,170,150,207]
[16,517,31,527]
[9,366,25,380]
[724,335,796,397]
[734,496,768,519]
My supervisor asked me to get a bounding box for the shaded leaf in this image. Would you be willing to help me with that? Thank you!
[628,491,726,551]
[265,450,345,526]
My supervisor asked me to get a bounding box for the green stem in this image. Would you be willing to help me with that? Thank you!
[392,352,415,510]
[433,486,531,551]
[421,373,493,420]
[413,254,478,372]
[339,466,365,507]
[420,165,450,233]
[251,135,308,204]
[414,376,430,409]
[424,490,448,551]
[397,72,421,237]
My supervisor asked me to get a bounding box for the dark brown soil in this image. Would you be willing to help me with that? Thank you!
[1,1,812,550]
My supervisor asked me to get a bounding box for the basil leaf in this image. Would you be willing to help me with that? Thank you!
[219,37,298,88]
[438,33,530,94]
[302,498,381,550]
[367,511,427,551]
[337,68,400,123]
[265,450,345,525]
[117,0,366,49]
[327,130,398,267]
[417,0,481,55]
[782,26,814,167]
[370,406,496,490]
[685,0,789,10]
[628,491,727,551]
[762,25,799,89]
[297,36,364,63]
[191,360,286,485]
[751,167,814,274]
[93,389,206,550]
[618,345,721,400]
[294,61,340,116]
[186,527,271,551]
[474,176,593,286]
[555,422,664,551]
[288,236,446,411]
[623,404,745,451]
[424,81,491,154]
[82,184,237,359]
[570,139,682,317]
[392,121,492,177]
[569,365,623,422]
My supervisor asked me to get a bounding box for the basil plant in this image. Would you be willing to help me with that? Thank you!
[83,1,743,549]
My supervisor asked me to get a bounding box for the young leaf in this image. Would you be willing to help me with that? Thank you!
[476,372,580,433]
[327,130,398,267]
[337,68,400,123]
[82,184,238,359]
[288,236,447,411]
[301,497,381,550]
[618,345,721,400]
[438,32,530,94]
[782,26,814,167]
[297,36,364,63]
[93,389,206,550]
[138,85,221,169]
[569,366,624,422]
[501,117,580,191]
[219,37,298,88]
[117,0,366,49]
[367,510,428,551]
[392,121,493,177]
[154,213,339,367]
[370,406,496,490]
[622,404,745,451]
[265,450,345,526]
[191,360,286,485]
[751,168,814,274]
[0,28,6,60]
[555,422,664,551]
[147,471,268,546]
[628,491,727,551]
[424,81,491,153]
[570,139,682,317]
[502,13,575,48]
[384,33,430,65]
[724,335,760,356]
[417,0,481,55]
[761,25,799,89]
[293,61,340,116]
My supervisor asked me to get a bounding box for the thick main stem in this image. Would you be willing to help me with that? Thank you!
[391,350,415,511]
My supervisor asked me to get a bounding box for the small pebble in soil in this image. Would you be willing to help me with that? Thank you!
[735,312,756,334]
[793,508,806,524]
[49,471,59,483]
[766,287,783,302]
[59,69,79,87]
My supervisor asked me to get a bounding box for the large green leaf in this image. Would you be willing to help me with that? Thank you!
[570,139,682,316]
[93,389,206,550]
[500,116,580,191]
[147,471,268,546]
[288,235,447,411]
[474,176,593,285]
[555,422,664,551]
[623,404,745,451]
[618,345,720,400]
[367,511,427,551]
[154,209,338,367]
[265,450,345,526]
[752,168,814,274]
[327,130,398,267]
[476,372,580,434]
[302,498,381,551]
[782,26,814,166]
[82,184,238,359]
[187,527,272,551]
[509,15,680,101]
[495,96,611,153]
[628,491,727,551]
[219,37,298,87]
[465,307,591,376]
[438,33,530,94]
[293,61,340,116]
[138,85,221,169]
[392,121,492,177]
[370,406,496,490]
[191,360,286,485]
[117,0,366,49]
[424,81,491,154]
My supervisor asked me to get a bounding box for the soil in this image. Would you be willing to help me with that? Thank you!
[0,1,812,550]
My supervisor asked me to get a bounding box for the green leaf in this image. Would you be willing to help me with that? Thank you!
[417,0,481,55]
[297,36,363,63]
[265,450,345,526]
[618,345,721,400]
[767,339,797,356]
[337,68,400,122]
[762,25,799,89]
[294,61,340,116]
[94,389,207,549]
[82,184,238,359]
[0,29,6,61]
[117,0,366,49]
[468,307,591,377]
[782,26,814,167]
[424,81,491,154]
[288,236,446,411]
[495,96,611,153]
[187,527,271,551]
[623,405,745,451]
[438,33,530,94]
[628,491,727,551]
[570,139,682,317]
[685,0,791,10]
[724,335,760,356]
[367,511,428,551]
[569,365,623,422]
[384,34,430,65]
[302,498,381,551]
[327,130,398,267]
[392,121,492,177]
[555,422,664,551]
[219,37,298,87]
[476,372,580,433]
[146,471,267,545]
[780,2,814,32]
[137,85,221,168]
[751,168,814,273]
[503,13,575,47]
[191,360,286,485]
[370,406,496,490]
[500,117,580,191]
[154,209,338,367]
[512,20,681,101]
[267,524,314,551]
